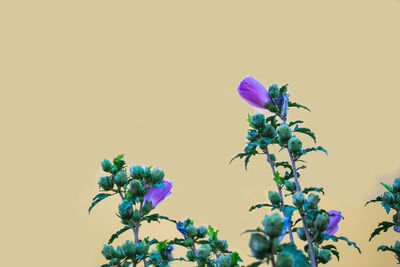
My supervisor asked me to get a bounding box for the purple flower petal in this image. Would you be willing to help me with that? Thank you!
[324,210,341,235]
[237,76,272,109]
[144,179,173,208]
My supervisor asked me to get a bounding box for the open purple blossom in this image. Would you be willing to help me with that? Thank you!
[176,221,188,238]
[144,179,173,208]
[324,210,342,235]
[237,76,272,109]
[279,216,291,242]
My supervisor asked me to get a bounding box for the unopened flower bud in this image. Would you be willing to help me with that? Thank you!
[382,192,395,205]
[319,249,332,264]
[150,168,165,184]
[268,191,281,205]
[197,244,212,260]
[101,159,112,172]
[315,213,330,232]
[249,233,269,260]
[183,218,194,227]
[293,192,305,207]
[186,250,196,261]
[307,194,320,209]
[216,254,231,267]
[110,258,119,265]
[393,178,400,192]
[122,240,135,258]
[136,241,149,257]
[251,113,266,129]
[185,237,194,247]
[297,227,307,241]
[259,139,267,150]
[130,165,144,179]
[115,246,124,259]
[118,200,133,220]
[277,124,292,142]
[247,130,259,142]
[187,225,197,238]
[129,180,144,197]
[114,171,129,187]
[142,201,152,215]
[132,209,141,223]
[197,225,208,238]
[284,181,296,192]
[268,84,280,99]
[102,244,116,260]
[264,212,284,238]
[262,125,276,139]
[288,136,302,153]
[276,253,294,267]
[216,240,229,251]
[394,241,400,252]
[98,176,114,191]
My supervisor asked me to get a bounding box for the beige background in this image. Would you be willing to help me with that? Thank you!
[1,0,400,266]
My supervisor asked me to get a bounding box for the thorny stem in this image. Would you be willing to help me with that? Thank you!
[265,146,294,243]
[288,150,318,267]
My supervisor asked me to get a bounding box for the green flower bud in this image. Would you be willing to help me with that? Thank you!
[297,227,307,241]
[130,165,144,179]
[187,224,197,238]
[186,250,196,261]
[382,192,395,205]
[284,180,296,192]
[129,180,144,197]
[118,200,133,220]
[183,218,194,227]
[122,240,135,258]
[136,241,149,257]
[114,171,129,187]
[315,213,330,232]
[143,166,152,181]
[268,191,281,206]
[319,249,332,264]
[276,253,294,267]
[259,139,267,150]
[251,113,266,129]
[185,237,194,247]
[121,262,131,267]
[102,244,116,260]
[98,176,114,191]
[305,217,313,229]
[142,200,153,215]
[288,136,302,153]
[132,209,141,223]
[393,178,400,192]
[249,233,269,260]
[216,240,229,251]
[293,192,305,207]
[115,246,124,259]
[111,166,119,175]
[394,241,400,252]
[216,254,231,267]
[197,244,212,260]
[268,84,280,99]
[265,102,278,112]
[264,212,284,238]
[197,225,208,238]
[101,159,112,172]
[307,194,320,209]
[110,258,119,266]
[247,130,259,142]
[150,168,165,184]
[277,124,292,142]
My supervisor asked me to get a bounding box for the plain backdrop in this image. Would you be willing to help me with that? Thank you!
[1,0,400,266]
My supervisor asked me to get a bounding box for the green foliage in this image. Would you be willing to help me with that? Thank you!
[288,101,311,112]
[293,125,316,143]
[88,193,114,214]
[369,221,395,241]
[108,226,131,244]
[302,187,325,195]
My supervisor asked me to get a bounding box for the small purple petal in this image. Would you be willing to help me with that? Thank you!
[324,210,342,235]
[144,179,173,208]
[279,217,291,243]
[237,76,272,109]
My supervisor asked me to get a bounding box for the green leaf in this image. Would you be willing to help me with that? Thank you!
[322,234,361,253]
[266,115,278,128]
[288,120,304,127]
[241,228,265,236]
[280,84,289,94]
[365,196,382,206]
[230,252,241,265]
[302,187,325,195]
[108,226,131,244]
[283,205,297,220]
[275,161,293,172]
[273,171,284,186]
[377,245,395,253]
[113,154,126,170]
[247,261,264,267]
[301,146,328,156]
[249,203,273,212]
[288,101,311,112]
[248,114,256,128]
[143,214,160,223]
[293,125,316,143]
[208,225,219,240]
[88,193,114,214]
[280,243,309,267]
[381,201,391,214]
[380,182,393,192]
[369,221,395,241]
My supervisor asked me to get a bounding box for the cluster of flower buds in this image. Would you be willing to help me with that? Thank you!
[100,239,150,267]
[367,177,400,263]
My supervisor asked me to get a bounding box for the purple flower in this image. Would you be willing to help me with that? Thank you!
[324,210,342,235]
[143,179,173,208]
[237,76,272,109]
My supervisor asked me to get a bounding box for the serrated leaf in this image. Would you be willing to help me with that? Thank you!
[108,226,131,244]
[275,161,293,171]
[273,171,284,186]
[380,182,393,192]
[208,225,219,240]
[301,146,328,156]
[322,234,361,253]
[143,214,160,223]
[381,201,391,214]
[248,114,256,128]
[288,120,304,127]
[377,245,394,252]
[89,193,114,214]
[369,221,395,241]
[288,101,311,112]
[249,203,273,212]
[365,196,382,206]
[293,125,316,143]
[302,187,325,195]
